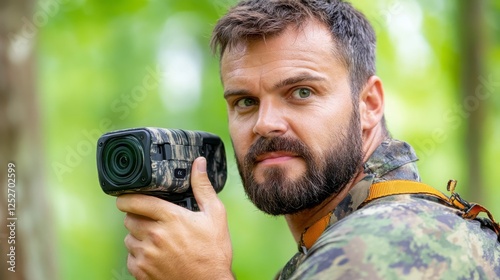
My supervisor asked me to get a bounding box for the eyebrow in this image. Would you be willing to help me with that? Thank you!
[223,88,251,99]
[273,73,326,90]
[223,73,326,99]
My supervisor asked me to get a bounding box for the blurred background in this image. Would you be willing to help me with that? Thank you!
[0,0,499,279]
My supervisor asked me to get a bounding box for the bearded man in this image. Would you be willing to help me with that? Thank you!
[116,1,500,279]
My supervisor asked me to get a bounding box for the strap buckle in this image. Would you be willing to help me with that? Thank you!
[447,180,471,210]
[447,180,500,239]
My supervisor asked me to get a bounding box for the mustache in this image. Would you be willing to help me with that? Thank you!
[244,136,312,167]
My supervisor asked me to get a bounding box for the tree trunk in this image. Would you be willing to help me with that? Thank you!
[0,0,58,279]
[457,0,486,202]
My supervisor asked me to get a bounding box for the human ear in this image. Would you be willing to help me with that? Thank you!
[358,75,385,131]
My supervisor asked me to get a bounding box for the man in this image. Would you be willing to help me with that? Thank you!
[116,0,500,279]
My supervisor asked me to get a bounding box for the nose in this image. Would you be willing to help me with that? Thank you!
[252,99,288,138]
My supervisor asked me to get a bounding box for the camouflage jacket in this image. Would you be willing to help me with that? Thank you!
[276,138,500,279]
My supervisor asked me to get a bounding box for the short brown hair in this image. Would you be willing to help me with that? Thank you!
[211,0,376,98]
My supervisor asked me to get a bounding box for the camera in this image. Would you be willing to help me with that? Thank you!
[96,127,227,211]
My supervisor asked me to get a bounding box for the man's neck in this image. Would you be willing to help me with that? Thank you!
[284,124,386,244]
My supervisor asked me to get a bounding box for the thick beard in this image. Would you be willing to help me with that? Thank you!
[235,109,364,216]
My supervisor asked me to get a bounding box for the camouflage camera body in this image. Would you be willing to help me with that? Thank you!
[96,127,227,210]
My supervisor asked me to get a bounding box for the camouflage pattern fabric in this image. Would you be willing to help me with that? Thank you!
[149,128,206,193]
[276,138,500,279]
[146,127,226,193]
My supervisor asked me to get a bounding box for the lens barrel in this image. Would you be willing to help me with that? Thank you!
[102,136,144,185]
[97,129,152,192]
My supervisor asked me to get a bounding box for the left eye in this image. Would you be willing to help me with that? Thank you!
[291,88,312,99]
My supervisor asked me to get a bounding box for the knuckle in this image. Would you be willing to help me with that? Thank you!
[126,247,155,279]
[128,257,150,280]
[123,213,132,229]
[127,254,141,278]
[147,227,166,247]
[141,246,158,263]
[124,234,133,249]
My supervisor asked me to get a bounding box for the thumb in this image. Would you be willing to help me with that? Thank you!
[191,157,220,211]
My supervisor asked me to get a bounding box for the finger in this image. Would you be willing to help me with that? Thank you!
[116,194,180,221]
[190,157,222,212]
[124,232,140,252]
[124,213,158,241]
[127,252,147,280]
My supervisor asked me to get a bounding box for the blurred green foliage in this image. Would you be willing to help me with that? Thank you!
[34,0,499,279]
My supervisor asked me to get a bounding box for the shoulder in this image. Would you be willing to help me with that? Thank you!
[290,195,500,280]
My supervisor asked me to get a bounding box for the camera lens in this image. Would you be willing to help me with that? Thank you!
[102,135,144,186]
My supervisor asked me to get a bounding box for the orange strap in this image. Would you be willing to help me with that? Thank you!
[299,180,500,251]
[365,180,450,204]
[301,212,332,250]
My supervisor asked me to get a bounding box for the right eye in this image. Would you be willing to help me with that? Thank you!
[236,97,258,108]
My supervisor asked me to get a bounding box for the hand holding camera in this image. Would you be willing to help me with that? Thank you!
[115,157,234,280]
[96,128,234,279]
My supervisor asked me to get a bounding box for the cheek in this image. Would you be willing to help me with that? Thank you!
[229,121,251,160]
[296,109,352,151]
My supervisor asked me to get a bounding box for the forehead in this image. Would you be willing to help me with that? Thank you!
[220,20,346,84]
